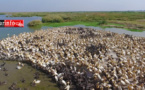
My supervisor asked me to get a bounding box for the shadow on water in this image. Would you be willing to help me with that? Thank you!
[0,60,59,90]
[28,25,42,30]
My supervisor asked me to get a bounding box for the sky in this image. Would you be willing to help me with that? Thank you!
[1,0,145,12]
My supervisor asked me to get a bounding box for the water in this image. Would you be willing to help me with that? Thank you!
[74,25,145,37]
[0,60,59,90]
[0,15,145,40]
[0,15,42,40]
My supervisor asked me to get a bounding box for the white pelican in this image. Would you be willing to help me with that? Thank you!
[33,79,41,84]
[16,66,22,70]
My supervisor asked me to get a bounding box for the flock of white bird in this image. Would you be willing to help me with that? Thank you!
[0,27,144,90]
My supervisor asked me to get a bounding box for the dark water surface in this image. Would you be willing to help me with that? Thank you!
[0,60,59,90]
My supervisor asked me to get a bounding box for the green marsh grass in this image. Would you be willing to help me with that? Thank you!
[7,12,145,30]
[43,21,99,27]
[28,20,42,27]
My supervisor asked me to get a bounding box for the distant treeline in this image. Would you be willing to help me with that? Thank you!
[0,13,5,15]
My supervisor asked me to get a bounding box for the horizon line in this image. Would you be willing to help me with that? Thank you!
[1,10,145,13]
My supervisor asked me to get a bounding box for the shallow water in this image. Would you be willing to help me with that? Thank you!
[73,25,145,37]
[0,15,42,40]
[0,60,59,90]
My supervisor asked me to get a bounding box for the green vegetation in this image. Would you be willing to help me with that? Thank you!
[126,29,144,32]
[10,12,145,21]
[7,12,145,30]
[98,20,107,25]
[10,12,50,17]
[43,21,99,27]
[28,20,42,27]
[0,13,5,15]
[42,15,64,23]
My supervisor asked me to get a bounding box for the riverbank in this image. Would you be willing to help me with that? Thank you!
[42,21,145,32]
[29,20,145,32]
[28,20,145,32]
[0,27,144,90]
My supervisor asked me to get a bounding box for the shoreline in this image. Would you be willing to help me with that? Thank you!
[30,21,145,32]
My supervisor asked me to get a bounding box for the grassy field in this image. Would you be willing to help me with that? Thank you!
[6,12,145,30]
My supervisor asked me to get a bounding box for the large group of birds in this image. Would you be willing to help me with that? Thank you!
[0,27,144,90]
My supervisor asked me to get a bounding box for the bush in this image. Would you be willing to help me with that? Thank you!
[61,15,72,21]
[98,20,107,25]
[42,15,64,23]
[28,20,42,26]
